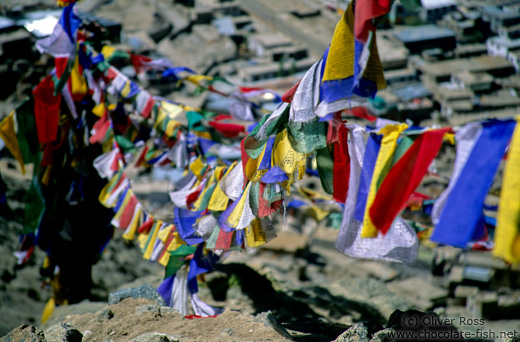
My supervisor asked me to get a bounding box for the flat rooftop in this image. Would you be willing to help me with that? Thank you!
[394,25,456,43]
[419,55,514,77]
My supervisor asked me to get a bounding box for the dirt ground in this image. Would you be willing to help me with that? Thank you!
[66,298,290,342]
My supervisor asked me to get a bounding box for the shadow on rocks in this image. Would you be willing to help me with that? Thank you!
[212,263,386,342]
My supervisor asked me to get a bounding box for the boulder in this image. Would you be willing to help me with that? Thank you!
[108,284,166,306]
[253,311,293,340]
[333,323,371,342]
[0,324,45,342]
[44,323,82,342]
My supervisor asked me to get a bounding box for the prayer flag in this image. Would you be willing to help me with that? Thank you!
[431,120,516,248]
[32,75,61,144]
[370,128,449,235]
[0,111,26,173]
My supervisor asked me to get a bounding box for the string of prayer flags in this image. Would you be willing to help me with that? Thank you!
[430,119,516,248]
[26,0,520,320]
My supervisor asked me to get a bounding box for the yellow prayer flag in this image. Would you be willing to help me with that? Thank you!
[309,205,330,222]
[297,186,332,201]
[245,141,268,182]
[138,230,149,249]
[273,129,306,176]
[101,132,114,153]
[0,111,25,174]
[322,2,385,90]
[101,45,116,60]
[494,118,520,264]
[164,119,181,138]
[92,102,105,117]
[99,171,121,207]
[225,182,251,228]
[184,74,213,86]
[190,156,205,179]
[161,101,184,120]
[121,81,132,98]
[208,162,236,211]
[443,133,455,145]
[158,224,173,243]
[192,130,212,140]
[41,165,52,186]
[41,298,55,324]
[213,166,225,182]
[71,55,87,96]
[245,219,267,248]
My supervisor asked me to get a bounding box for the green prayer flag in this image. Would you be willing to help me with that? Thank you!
[206,226,220,250]
[164,245,197,279]
[196,183,216,212]
[114,135,137,154]
[316,146,334,195]
[23,176,45,233]
[288,119,327,154]
[186,111,205,132]
[15,98,40,165]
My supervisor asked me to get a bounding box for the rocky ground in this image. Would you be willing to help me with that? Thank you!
[2,0,520,341]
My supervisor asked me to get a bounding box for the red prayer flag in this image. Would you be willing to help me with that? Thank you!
[369,128,449,235]
[130,53,152,74]
[282,81,300,103]
[215,229,234,250]
[239,86,264,93]
[186,183,204,209]
[208,121,245,138]
[33,75,61,144]
[345,106,377,122]
[333,124,350,203]
[89,114,110,144]
[212,114,233,121]
[257,183,272,218]
[354,0,391,43]
[141,96,155,119]
[55,57,68,80]
[138,217,155,234]
[118,195,138,229]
